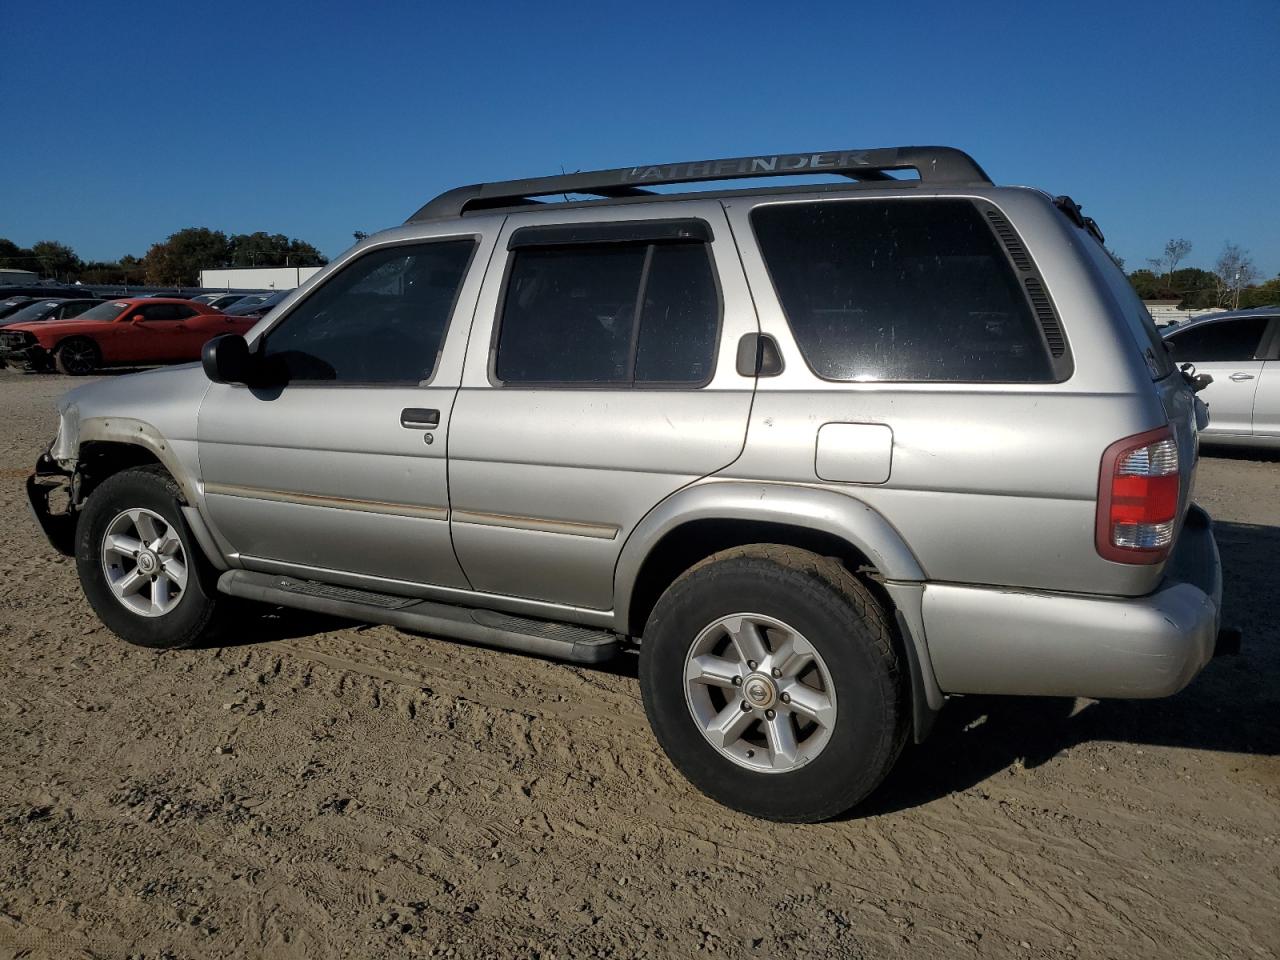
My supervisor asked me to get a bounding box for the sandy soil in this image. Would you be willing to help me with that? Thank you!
[1,369,1277,960]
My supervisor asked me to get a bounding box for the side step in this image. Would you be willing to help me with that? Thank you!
[217,570,619,664]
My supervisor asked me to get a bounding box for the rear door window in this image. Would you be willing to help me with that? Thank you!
[495,235,719,385]
[1166,317,1272,363]
[751,199,1055,382]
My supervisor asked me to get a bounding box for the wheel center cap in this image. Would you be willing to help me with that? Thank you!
[136,550,159,575]
[742,673,777,709]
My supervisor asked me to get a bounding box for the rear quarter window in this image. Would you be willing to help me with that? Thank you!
[751,198,1055,382]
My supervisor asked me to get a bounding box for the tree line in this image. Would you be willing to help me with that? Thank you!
[0,228,328,287]
[1114,238,1278,310]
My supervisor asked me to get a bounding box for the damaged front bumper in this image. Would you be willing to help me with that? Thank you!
[26,449,78,556]
[0,344,52,371]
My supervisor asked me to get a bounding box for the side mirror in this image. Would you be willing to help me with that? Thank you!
[202,334,255,384]
[1180,362,1214,394]
[130,313,145,323]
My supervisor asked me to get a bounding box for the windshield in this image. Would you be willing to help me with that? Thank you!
[225,291,287,314]
[76,301,131,322]
[3,300,65,323]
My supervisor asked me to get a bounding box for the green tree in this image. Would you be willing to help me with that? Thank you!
[228,232,328,268]
[1239,275,1280,309]
[142,228,230,285]
[0,238,36,271]
[30,240,82,281]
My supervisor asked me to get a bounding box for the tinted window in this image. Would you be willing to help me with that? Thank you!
[495,238,718,384]
[139,304,191,321]
[752,199,1054,382]
[4,301,64,323]
[1166,317,1271,363]
[78,301,130,321]
[261,240,475,384]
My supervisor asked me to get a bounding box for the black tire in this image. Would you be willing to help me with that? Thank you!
[75,465,225,649]
[54,336,101,375]
[639,545,909,822]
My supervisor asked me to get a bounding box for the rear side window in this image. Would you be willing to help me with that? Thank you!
[139,304,192,321]
[261,239,475,384]
[495,237,719,385]
[1166,317,1272,363]
[751,199,1054,382]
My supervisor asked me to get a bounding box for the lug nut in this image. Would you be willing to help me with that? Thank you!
[747,660,757,670]
[765,709,776,720]
[780,693,791,704]
[740,700,753,712]
[771,667,782,678]
[731,676,742,686]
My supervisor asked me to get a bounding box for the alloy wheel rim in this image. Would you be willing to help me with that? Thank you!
[101,508,188,617]
[64,342,95,372]
[683,613,837,774]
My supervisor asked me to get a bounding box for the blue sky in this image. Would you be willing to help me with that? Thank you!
[2,0,1277,277]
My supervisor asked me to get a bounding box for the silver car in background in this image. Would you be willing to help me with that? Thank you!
[1163,307,1280,447]
[26,146,1231,821]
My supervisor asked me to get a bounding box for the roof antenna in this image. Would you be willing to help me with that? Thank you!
[560,165,571,204]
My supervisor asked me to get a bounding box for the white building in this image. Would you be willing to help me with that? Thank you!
[199,265,323,290]
[1143,300,1225,328]
[0,268,39,285]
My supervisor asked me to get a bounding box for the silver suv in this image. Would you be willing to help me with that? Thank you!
[27,147,1229,822]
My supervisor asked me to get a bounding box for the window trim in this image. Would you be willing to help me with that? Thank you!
[252,235,481,389]
[749,195,1071,386]
[486,222,724,390]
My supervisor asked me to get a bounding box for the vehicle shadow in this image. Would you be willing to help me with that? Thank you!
[1201,444,1280,464]
[192,521,1278,815]
[189,604,357,649]
[863,518,1279,815]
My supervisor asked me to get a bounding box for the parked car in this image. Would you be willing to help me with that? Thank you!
[221,290,289,317]
[0,297,102,328]
[191,293,251,310]
[25,147,1228,822]
[0,297,254,375]
[1162,307,1280,447]
[0,296,37,320]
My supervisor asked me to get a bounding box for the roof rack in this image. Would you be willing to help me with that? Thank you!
[407,146,991,222]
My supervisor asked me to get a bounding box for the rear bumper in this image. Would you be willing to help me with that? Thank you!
[924,504,1223,699]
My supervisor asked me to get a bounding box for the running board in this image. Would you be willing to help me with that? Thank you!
[217,570,619,664]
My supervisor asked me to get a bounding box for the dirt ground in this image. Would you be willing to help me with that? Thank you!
[1,369,1276,960]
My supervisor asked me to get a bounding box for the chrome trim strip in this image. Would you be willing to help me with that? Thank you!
[450,508,620,540]
[203,482,449,522]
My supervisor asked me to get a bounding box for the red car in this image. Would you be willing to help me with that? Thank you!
[0,298,258,375]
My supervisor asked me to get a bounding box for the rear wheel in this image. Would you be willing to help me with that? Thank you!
[639,545,908,822]
[75,466,226,649]
[54,336,101,375]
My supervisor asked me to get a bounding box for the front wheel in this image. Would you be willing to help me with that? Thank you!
[639,545,908,822]
[75,466,225,649]
[54,336,101,375]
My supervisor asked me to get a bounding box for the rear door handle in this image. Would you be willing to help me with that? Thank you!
[1229,373,1256,382]
[400,408,440,429]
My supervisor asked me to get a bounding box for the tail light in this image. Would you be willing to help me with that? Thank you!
[1096,427,1181,564]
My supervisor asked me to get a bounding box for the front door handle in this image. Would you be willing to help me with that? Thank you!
[1229,372,1256,382]
[400,408,440,429]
